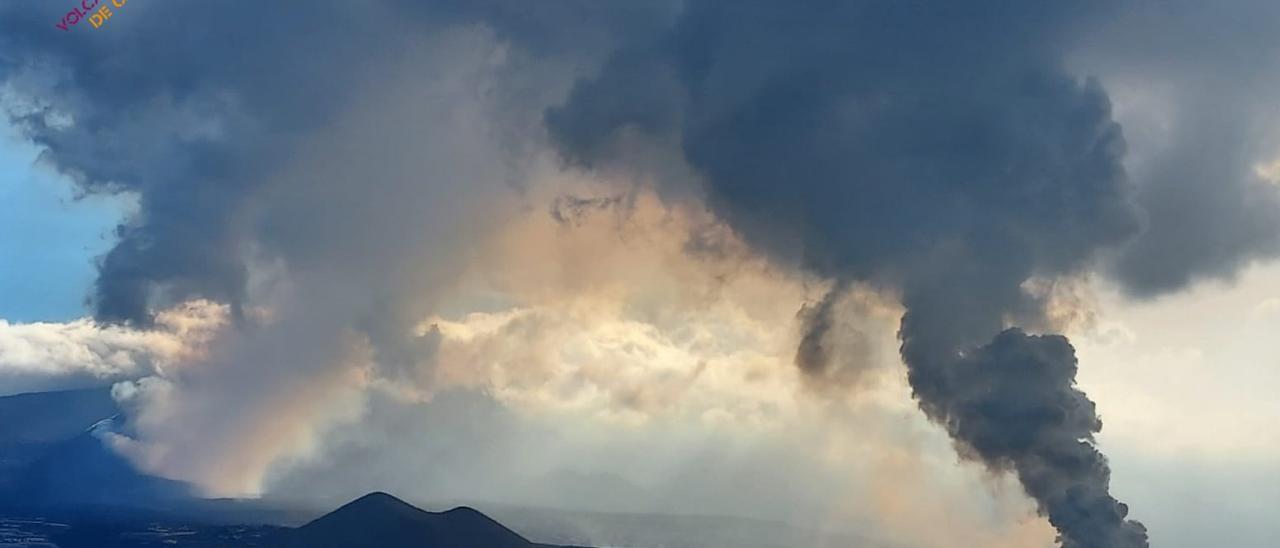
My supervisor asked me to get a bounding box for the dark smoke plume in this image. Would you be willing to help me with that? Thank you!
[912,328,1146,548]
[548,1,1148,545]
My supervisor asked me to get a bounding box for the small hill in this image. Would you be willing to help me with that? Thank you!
[273,492,569,548]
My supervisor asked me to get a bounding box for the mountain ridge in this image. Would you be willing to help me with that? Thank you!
[272,491,582,548]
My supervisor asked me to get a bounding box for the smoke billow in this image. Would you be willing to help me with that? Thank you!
[0,1,644,493]
[7,0,1279,543]
[918,329,1144,548]
[794,284,845,380]
[548,1,1147,545]
[0,0,676,327]
[1072,1,1280,296]
[791,280,888,395]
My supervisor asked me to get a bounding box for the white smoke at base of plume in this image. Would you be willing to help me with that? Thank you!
[94,28,532,497]
[0,300,226,397]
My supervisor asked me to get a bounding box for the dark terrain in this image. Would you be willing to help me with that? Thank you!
[271,492,577,548]
[0,492,570,548]
[0,388,890,548]
[0,389,574,547]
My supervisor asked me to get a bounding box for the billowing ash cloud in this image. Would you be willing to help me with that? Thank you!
[5,0,1276,542]
[921,329,1145,548]
[0,1,677,494]
[548,2,1147,545]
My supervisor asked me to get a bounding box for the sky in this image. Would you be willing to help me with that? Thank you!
[0,122,125,322]
[1,2,1279,547]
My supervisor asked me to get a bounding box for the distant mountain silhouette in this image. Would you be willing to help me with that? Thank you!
[12,422,193,506]
[0,387,119,496]
[272,492,578,548]
[0,387,118,444]
[0,387,193,508]
[0,390,886,547]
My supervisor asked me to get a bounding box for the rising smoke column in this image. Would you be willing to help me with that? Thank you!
[0,0,676,493]
[548,1,1148,545]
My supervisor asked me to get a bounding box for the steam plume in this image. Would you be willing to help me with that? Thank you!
[0,1,635,493]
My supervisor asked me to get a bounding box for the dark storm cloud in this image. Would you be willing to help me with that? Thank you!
[549,1,1147,545]
[1074,0,1280,296]
[0,2,394,323]
[0,1,678,326]
[1112,113,1280,295]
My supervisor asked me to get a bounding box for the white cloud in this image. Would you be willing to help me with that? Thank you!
[0,300,226,396]
[1254,157,1280,185]
[1251,297,1280,320]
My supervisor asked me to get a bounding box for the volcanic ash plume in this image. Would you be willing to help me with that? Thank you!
[903,324,1147,547]
[547,1,1148,545]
